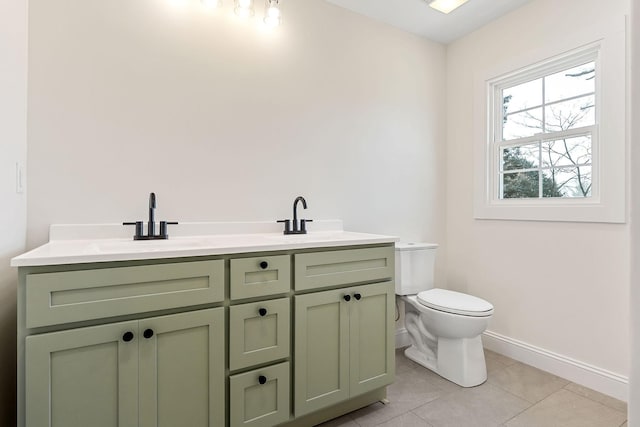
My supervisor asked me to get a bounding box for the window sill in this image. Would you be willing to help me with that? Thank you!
[473,198,626,223]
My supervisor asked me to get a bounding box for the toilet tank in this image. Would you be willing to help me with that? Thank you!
[395,242,438,295]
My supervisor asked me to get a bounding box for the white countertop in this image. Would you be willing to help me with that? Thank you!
[11,221,398,267]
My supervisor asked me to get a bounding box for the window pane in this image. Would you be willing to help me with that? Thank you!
[542,167,592,198]
[503,108,542,141]
[545,62,595,103]
[501,171,539,199]
[544,95,595,132]
[541,135,591,168]
[502,78,542,114]
[502,143,539,171]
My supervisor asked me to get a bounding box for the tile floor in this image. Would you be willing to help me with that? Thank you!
[317,348,628,427]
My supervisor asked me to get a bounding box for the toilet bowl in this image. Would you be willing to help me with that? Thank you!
[396,243,494,387]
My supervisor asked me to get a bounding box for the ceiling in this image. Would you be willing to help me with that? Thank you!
[324,0,534,44]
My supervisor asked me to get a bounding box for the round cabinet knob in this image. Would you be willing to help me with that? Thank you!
[259,261,269,270]
[354,293,362,301]
[258,375,267,385]
[143,329,154,339]
[258,308,267,317]
[343,294,351,302]
[122,331,134,342]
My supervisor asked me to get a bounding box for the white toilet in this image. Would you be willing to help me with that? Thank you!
[396,242,494,387]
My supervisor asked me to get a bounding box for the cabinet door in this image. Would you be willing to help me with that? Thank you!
[229,298,290,371]
[25,320,139,427]
[349,282,395,397]
[229,361,290,427]
[138,308,225,427]
[294,288,350,417]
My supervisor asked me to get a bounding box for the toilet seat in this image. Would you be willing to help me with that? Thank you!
[417,288,494,317]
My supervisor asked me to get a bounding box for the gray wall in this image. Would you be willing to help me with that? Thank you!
[0,0,27,424]
[445,0,629,397]
[26,0,448,252]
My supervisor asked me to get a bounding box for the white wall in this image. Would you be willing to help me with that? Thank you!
[26,0,447,251]
[0,0,27,424]
[446,0,630,399]
[629,0,639,422]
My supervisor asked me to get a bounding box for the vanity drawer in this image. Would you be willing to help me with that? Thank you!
[294,246,394,291]
[230,255,291,300]
[229,297,290,371]
[229,361,290,427]
[25,260,225,328]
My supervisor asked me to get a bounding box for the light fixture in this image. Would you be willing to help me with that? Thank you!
[201,0,222,8]
[234,0,255,17]
[263,0,281,27]
[428,0,469,14]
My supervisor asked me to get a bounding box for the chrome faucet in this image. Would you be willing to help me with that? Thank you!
[278,196,313,235]
[123,192,178,240]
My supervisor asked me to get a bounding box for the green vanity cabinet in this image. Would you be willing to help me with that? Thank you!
[18,241,395,427]
[25,308,225,427]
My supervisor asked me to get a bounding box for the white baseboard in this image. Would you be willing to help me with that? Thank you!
[482,330,628,403]
[395,327,410,349]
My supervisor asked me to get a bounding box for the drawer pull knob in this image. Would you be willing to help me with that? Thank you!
[122,331,134,342]
[354,293,362,301]
[259,261,269,269]
[343,294,351,302]
[258,375,267,385]
[143,329,154,339]
[259,308,268,317]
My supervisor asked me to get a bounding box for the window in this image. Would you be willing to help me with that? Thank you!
[474,32,626,223]
[497,58,596,200]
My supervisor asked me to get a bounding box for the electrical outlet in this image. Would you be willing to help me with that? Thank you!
[16,162,24,194]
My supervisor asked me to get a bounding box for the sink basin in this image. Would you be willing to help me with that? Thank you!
[263,231,364,244]
[83,237,206,254]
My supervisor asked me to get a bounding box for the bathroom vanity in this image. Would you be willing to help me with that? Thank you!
[12,222,397,427]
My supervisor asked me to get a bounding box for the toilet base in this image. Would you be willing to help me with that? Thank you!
[404,335,488,387]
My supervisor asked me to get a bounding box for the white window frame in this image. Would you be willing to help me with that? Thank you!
[473,25,627,223]
[490,47,599,202]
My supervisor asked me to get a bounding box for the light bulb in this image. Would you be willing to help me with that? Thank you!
[234,0,254,17]
[263,0,281,27]
[428,0,468,14]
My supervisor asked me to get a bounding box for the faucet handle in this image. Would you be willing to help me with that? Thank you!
[300,219,313,233]
[277,219,291,234]
[159,221,179,238]
[123,221,144,239]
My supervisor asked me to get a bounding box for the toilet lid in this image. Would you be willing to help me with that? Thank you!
[417,288,494,317]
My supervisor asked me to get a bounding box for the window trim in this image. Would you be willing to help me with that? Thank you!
[473,26,627,223]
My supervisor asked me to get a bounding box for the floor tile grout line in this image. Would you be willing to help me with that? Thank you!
[409,407,437,427]
[484,376,542,406]
[562,387,629,417]
[562,382,628,414]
